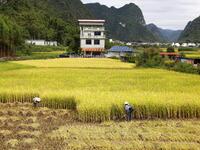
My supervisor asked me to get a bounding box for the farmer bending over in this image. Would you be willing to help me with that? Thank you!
[33,97,41,107]
[124,102,134,121]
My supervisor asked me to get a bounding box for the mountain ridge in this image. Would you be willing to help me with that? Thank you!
[0,0,93,46]
[85,2,159,42]
[146,23,182,42]
[179,16,200,42]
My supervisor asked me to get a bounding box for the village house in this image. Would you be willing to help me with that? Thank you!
[78,19,106,56]
[160,52,200,66]
[181,43,188,47]
[180,58,200,67]
[25,40,58,46]
[188,43,196,47]
[172,43,180,47]
[105,46,134,58]
[126,42,132,46]
[160,52,181,60]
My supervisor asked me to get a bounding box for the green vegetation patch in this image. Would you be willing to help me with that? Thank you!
[185,54,200,59]
[19,51,65,60]
[0,62,34,72]
[178,47,199,52]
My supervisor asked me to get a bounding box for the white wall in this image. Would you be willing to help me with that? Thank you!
[105,52,129,58]
[32,40,45,46]
[25,40,57,46]
[81,39,105,48]
[80,24,105,50]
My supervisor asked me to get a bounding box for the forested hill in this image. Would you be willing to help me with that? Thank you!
[0,0,93,47]
[178,16,200,42]
[85,3,158,42]
[146,24,182,42]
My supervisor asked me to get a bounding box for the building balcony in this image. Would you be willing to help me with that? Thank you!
[83,27,105,32]
[80,35,106,39]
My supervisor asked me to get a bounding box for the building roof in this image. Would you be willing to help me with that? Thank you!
[108,46,133,52]
[81,48,104,52]
[78,19,105,26]
[78,19,105,23]
[160,52,181,56]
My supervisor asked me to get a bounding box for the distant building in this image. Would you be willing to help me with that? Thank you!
[160,52,181,60]
[105,46,134,58]
[25,40,58,46]
[78,19,106,56]
[188,43,196,47]
[126,42,132,46]
[172,43,180,47]
[109,39,114,43]
[180,58,200,66]
[181,43,188,47]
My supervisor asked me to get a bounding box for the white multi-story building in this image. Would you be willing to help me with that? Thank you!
[78,19,106,56]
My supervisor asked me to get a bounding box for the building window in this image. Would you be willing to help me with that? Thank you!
[94,40,100,45]
[88,33,92,37]
[86,39,92,45]
[94,31,101,36]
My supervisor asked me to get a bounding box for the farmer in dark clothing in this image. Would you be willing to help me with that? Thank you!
[124,102,134,121]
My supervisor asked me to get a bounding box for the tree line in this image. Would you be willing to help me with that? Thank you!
[0,0,85,57]
[0,15,80,56]
[0,15,23,57]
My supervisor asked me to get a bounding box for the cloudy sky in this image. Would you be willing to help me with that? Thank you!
[82,0,200,30]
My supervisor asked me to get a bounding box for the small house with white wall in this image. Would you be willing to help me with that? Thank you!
[25,40,58,46]
[188,43,196,47]
[181,43,188,47]
[105,46,134,58]
[172,43,180,47]
[78,19,106,56]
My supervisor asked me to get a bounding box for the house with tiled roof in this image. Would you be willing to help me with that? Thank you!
[105,46,134,58]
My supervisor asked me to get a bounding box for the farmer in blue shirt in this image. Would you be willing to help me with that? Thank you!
[124,102,134,121]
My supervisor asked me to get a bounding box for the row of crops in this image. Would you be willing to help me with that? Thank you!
[0,92,200,122]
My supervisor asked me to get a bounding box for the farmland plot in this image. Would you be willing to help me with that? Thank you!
[0,103,200,150]
[0,58,200,121]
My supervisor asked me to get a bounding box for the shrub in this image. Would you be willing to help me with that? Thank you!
[127,56,136,63]
[121,54,136,63]
[164,60,176,69]
[173,62,198,74]
[17,45,68,57]
[136,48,164,67]
[167,47,175,53]
[178,47,198,52]
[197,65,200,74]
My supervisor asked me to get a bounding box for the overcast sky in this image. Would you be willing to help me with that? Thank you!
[82,0,200,30]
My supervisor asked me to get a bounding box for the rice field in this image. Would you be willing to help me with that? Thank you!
[0,58,200,122]
[0,103,200,150]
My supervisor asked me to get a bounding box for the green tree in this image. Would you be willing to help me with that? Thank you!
[167,47,175,53]
[136,48,163,67]
[0,15,23,56]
